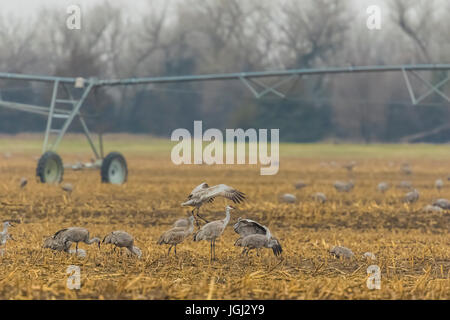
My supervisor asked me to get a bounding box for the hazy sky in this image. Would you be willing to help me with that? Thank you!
[1,0,389,18]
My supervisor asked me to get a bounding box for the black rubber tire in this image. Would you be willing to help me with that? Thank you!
[101,152,128,184]
[36,151,64,184]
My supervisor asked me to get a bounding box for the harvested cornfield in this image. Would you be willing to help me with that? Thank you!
[0,135,449,299]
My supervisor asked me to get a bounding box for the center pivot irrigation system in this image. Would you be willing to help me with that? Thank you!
[0,64,449,185]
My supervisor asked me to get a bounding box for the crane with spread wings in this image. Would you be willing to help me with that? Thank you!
[181,182,245,226]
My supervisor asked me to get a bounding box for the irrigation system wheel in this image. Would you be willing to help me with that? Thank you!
[36,151,64,183]
[101,152,128,184]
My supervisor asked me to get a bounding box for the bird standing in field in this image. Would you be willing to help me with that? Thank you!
[42,237,86,257]
[43,236,72,252]
[334,181,354,192]
[435,179,444,192]
[194,205,233,261]
[52,227,100,254]
[233,218,282,257]
[0,221,14,253]
[19,177,27,189]
[157,216,195,256]
[403,189,419,203]
[181,183,245,226]
[61,183,73,194]
[102,230,142,258]
[377,182,389,193]
[312,192,327,203]
[432,198,450,209]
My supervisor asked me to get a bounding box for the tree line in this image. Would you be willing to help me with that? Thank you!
[0,0,449,142]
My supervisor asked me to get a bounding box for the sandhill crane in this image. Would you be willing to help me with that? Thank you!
[363,252,376,260]
[435,179,444,191]
[330,246,354,259]
[235,234,282,257]
[397,181,412,189]
[401,163,412,175]
[403,189,419,203]
[312,192,327,203]
[61,183,73,194]
[157,216,194,255]
[377,182,389,193]
[0,221,14,251]
[19,177,27,189]
[181,183,245,226]
[422,205,443,213]
[432,198,450,209]
[233,218,282,257]
[294,180,307,189]
[52,227,100,253]
[42,237,86,257]
[102,231,142,258]
[279,193,296,203]
[194,205,233,261]
[334,181,354,192]
[43,236,72,252]
[343,161,356,172]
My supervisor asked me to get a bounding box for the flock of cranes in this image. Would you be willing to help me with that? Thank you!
[9,182,279,261]
[4,160,448,262]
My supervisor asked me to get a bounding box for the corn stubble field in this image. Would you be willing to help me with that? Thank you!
[0,135,449,299]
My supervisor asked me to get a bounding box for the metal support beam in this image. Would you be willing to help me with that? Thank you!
[42,80,59,153]
[62,83,101,159]
[51,82,94,151]
[410,71,450,103]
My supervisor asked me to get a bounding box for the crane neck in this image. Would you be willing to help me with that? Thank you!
[2,225,8,234]
[223,208,231,226]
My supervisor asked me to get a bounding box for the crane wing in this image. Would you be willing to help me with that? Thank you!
[53,228,69,239]
[233,218,268,237]
[187,182,209,199]
[204,184,246,204]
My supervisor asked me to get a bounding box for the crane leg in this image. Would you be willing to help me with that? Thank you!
[210,241,213,261]
[168,245,173,256]
[196,210,209,224]
[76,242,78,254]
[174,245,177,256]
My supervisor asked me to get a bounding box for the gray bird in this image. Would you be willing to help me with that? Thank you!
[0,221,14,250]
[397,181,413,189]
[194,205,233,261]
[343,161,356,172]
[330,246,354,259]
[294,181,308,189]
[158,216,194,255]
[19,177,27,189]
[312,192,327,203]
[377,182,389,193]
[181,183,245,226]
[401,163,412,175]
[61,183,74,194]
[52,227,100,253]
[334,181,354,192]
[422,205,443,213]
[102,230,142,258]
[233,218,282,257]
[279,193,297,203]
[403,189,419,203]
[432,198,450,209]
[43,236,72,252]
[435,179,444,191]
